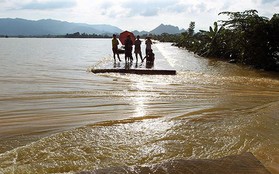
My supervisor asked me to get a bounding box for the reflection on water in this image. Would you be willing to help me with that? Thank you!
[131,81,148,117]
[0,39,278,173]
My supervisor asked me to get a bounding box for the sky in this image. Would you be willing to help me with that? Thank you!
[0,0,278,31]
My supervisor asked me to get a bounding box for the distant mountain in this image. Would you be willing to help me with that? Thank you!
[132,30,149,36]
[0,18,185,36]
[149,24,185,35]
[0,18,123,36]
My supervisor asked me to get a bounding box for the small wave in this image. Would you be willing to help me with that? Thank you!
[1,101,278,173]
[78,152,270,174]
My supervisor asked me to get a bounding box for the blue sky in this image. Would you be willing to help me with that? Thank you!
[0,0,278,31]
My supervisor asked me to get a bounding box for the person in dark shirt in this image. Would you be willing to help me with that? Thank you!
[134,35,143,63]
[145,37,152,57]
[124,35,133,63]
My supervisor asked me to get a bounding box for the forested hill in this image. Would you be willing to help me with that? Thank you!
[0,18,122,36]
[0,18,185,36]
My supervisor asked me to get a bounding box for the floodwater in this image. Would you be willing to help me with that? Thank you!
[0,38,278,173]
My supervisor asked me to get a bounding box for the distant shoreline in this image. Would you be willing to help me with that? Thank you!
[0,33,112,39]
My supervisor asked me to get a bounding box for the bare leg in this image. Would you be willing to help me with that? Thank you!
[139,52,143,62]
[135,53,138,63]
[117,53,121,61]
[113,53,116,61]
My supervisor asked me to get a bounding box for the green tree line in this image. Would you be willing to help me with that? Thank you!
[65,32,111,38]
[154,10,279,71]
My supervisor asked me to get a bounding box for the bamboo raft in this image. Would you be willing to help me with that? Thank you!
[91,67,176,75]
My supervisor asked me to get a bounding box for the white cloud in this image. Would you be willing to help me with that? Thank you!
[261,0,278,3]
[20,0,77,10]
[0,0,278,31]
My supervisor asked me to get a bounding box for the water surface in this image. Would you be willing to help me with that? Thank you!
[0,38,278,173]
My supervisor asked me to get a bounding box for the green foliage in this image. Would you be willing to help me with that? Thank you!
[168,10,279,71]
[65,32,111,38]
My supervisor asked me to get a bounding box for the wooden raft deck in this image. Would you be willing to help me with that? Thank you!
[92,67,176,75]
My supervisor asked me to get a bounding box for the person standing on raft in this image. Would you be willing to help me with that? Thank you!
[124,35,133,62]
[145,36,152,57]
[112,34,121,62]
[134,35,143,63]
